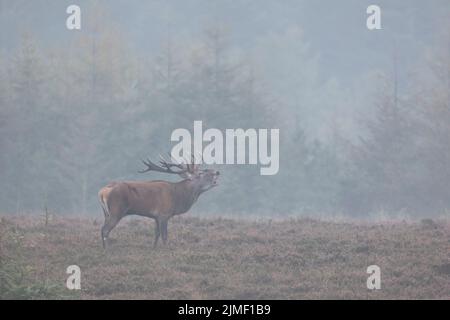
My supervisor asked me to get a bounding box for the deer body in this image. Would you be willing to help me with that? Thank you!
[99,157,219,248]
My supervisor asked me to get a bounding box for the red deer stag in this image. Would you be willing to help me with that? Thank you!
[98,156,219,248]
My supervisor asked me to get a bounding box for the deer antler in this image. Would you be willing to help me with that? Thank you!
[139,153,201,175]
[139,155,188,175]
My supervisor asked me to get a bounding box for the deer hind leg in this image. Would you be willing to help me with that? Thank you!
[101,216,121,249]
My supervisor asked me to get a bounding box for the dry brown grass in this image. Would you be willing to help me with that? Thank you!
[1,214,449,299]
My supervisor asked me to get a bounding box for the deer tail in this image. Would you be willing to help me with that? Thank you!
[98,190,111,219]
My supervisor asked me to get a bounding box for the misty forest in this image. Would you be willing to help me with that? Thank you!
[1,0,450,218]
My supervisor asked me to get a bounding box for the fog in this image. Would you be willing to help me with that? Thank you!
[1,0,449,217]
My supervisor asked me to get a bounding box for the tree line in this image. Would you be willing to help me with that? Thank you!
[0,21,449,217]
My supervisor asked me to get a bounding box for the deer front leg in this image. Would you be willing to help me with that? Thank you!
[160,218,169,245]
[153,218,161,248]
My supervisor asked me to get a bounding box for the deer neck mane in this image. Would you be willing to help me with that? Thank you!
[171,179,202,214]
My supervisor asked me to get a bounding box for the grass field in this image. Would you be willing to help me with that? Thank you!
[1,214,449,299]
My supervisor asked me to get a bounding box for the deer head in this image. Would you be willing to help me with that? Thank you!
[139,154,220,193]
